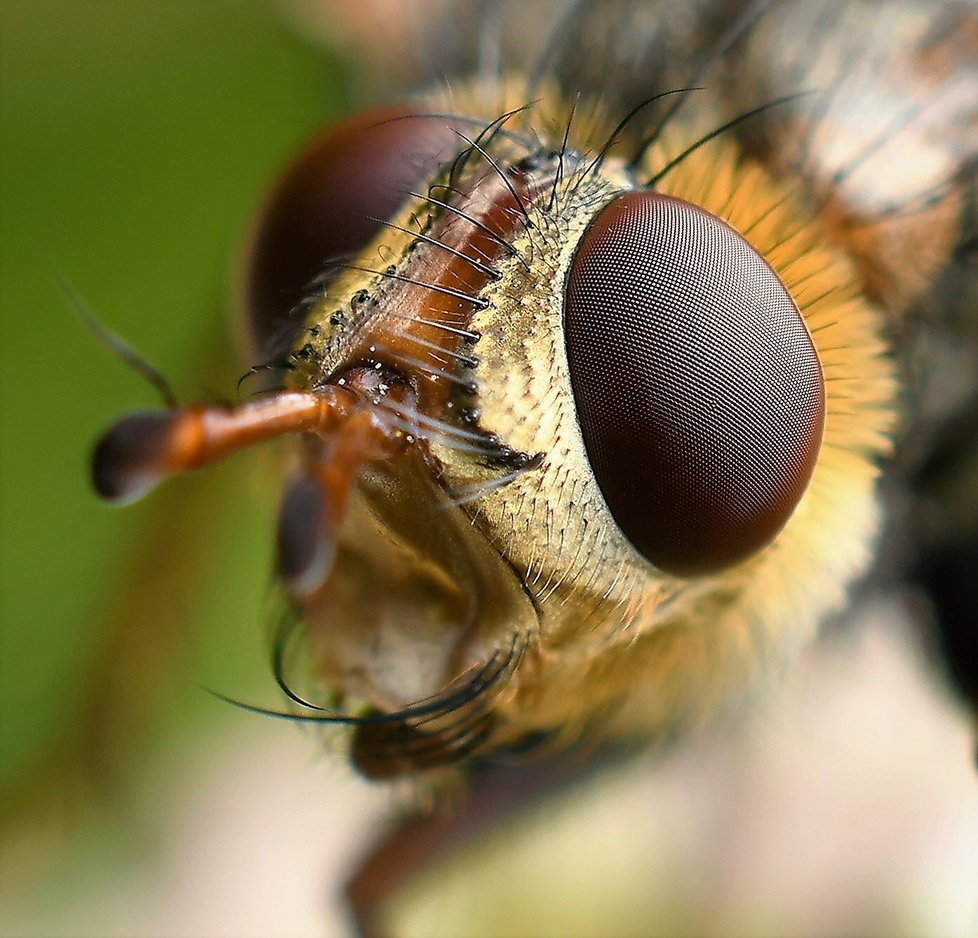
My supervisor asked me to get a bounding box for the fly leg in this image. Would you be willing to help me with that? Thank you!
[344,743,633,938]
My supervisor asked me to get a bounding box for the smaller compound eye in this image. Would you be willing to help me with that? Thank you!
[242,106,461,358]
[564,191,825,577]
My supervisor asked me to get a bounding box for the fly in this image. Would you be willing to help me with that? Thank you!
[89,0,978,932]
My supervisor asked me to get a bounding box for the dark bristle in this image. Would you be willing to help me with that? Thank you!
[646,92,813,188]
[61,276,179,410]
[211,636,523,730]
[340,263,490,312]
[352,712,494,779]
[413,190,521,259]
[452,130,533,227]
[370,216,502,281]
[629,0,778,167]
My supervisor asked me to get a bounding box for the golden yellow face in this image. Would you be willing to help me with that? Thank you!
[93,0,977,781]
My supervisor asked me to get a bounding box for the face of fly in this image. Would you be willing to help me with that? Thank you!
[92,0,978,780]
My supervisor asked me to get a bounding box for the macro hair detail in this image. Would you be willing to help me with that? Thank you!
[91,0,975,796]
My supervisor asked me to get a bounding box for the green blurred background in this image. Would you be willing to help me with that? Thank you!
[0,2,367,932]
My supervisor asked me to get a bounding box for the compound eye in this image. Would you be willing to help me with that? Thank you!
[564,191,825,577]
[243,106,460,358]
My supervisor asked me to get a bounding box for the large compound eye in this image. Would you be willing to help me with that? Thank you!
[564,191,825,577]
[243,106,460,358]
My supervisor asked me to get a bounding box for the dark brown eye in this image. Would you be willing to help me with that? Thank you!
[243,105,461,357]
[564,191,825,577]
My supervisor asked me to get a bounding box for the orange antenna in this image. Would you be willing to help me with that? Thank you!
[92,389,352,504]
[276,405,410,598]
[91,380,411,508]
